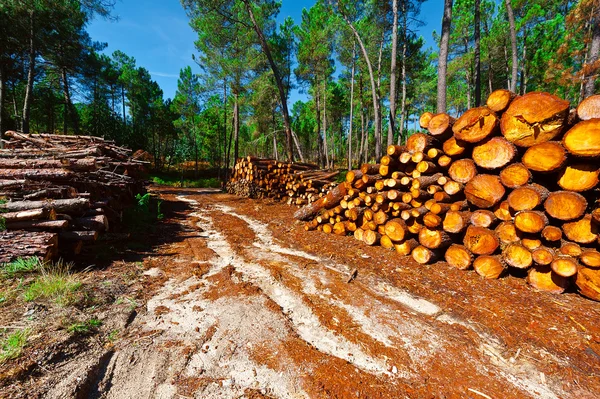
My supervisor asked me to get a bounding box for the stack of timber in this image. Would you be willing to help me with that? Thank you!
[227,156,339,206]
[0,131,148,263]
[296,92,600,302]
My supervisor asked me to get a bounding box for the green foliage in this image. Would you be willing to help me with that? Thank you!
[1,258,41,278]
[0,328,30,364]
[67,318,102,335]
[23,261,82,306]
[150,175,221,189]
[123,193,164,230]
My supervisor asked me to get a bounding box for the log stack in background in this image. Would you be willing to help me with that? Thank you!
[227,156,339,206]
[0,131,148,263]
[296,92,600,302]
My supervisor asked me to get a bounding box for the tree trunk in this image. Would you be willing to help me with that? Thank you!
[233,93,240,164]
[436,0,453,113]
[61,67,79,134]
[474,0,481,106]
[398,2,408,145]
[348,43,356,170]
[519,31,527,94]
[388,0,399,147]
[243,0,294,162]
[22,10,35,133]
[339,9,382,159]
[323,80,330,168]
[584,6,600,98]
[121,86,126,127]
[505,0,518,92]
[0,66,4,148]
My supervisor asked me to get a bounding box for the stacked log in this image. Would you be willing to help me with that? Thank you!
[0,131,148,263]
[296,91,600,302]
[227,156,338,206]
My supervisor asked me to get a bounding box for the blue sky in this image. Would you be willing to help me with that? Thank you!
[87,0,443,103]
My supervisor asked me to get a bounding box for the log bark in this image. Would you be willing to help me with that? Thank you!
[6,219,68,231]
[0,208,54,222]
[0,198,89,213]
[0,231,58,264]
[73,215,109,233]
[500,92,570,147]
[294,183,347,221]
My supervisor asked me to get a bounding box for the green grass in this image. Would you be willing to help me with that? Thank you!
[1,257,41,278]
[150,174,221,188]
[0,328,30,364]
[67,318,102,334]
[23,261,82,306]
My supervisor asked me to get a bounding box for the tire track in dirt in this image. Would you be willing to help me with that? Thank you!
[191,199,566,399]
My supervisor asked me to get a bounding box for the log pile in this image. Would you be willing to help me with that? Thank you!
[227,156,339,206]
[296,92,600,302]
[0,131,148,263]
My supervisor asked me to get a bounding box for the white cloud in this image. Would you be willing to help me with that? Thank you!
[150,71,179,78]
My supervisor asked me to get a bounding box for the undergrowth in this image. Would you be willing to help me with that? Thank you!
[123,193,163,231]
[0,328,30,364]
[23,260,82,306]
[150,174,221,188]
[1,257,41,278]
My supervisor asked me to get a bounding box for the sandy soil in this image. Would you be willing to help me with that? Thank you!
[2,186,599,399]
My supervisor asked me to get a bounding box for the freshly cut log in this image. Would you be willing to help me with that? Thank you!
[0,208,55,222]
[464,226,500,255]
[442,137,467,157]
[551,256,579,277]
[294,183,347,221]
[507,184,549,212]
[493,201,513,221]
[472,137,516,169]
[521,237,542,250]
[473,255,505,279]
[453,106,499,143]
[322,224,333,234]
[428,113,455,138]
[576,267,600,301]
[346,170,363,184]
[361,163,381,175]
[522,142,567,172]
[532,247,555,266]
[419,112,434,129]
[500,92,570,147]
[486,89,516,113]
[418,227,452,249]
[593,208,600,224]
[443,180,464,196]
[544,191,587,221]
[541,225,563,242]
[557,163,600,191]
[429,202,452,215]
[448,159,478,184]
[0,168,73,180]
[503,243,533,269]
[423,212,443,228]
[580,250,600,268]
[562,119,600,157]
[0,231,58,263]
[499,163,532,188]
[6,219,69,231]
[0,198,90,213]
[527,265,569,294]
[445,244,473,270]
[406,133,436,153]
[386,144,406,157]
[495,221,522,244]
[576,94,600,120]
[470,210,497,228]
[394,238,419,256]
[443,211,471,233]
[384,218,407,242]
[465,175,505,208]
[333,222,347,236]
[560,241,583,257]
[562,215,598,244]
[412,245,440,264]
[514,211,549,233]
[363,230,381,246]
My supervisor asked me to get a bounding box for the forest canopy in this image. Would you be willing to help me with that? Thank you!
[0,0,598,172]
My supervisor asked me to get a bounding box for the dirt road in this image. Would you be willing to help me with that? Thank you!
[19,187,600,398]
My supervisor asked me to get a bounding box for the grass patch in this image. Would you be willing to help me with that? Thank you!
[1,257,41,278]
[150,174,221,189]
[23,260,81,306]
[67,318,102,335]
[0,328,30,364]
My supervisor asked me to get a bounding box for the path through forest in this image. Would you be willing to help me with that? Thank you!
[35,188,600,399]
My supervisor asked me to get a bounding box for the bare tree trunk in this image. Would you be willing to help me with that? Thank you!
[388,0,399,147]
[243,0,294,162]
[398,1,408,145]
[474,0,481,106]
[233,93,240,164]
[322,80,330,168]
[520,32,527,94]
[437,0,453,113]
[61,67,79,134]
[465,39,472,110]
[291,130,304,161]
[121,86,126,127]
[584,6,600,98]
[0,66,4,148]
[348,43,356,170]
[315,84,324,168]
[338,8,382,159]
[22,10,35,133]
[505,0,518,92]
